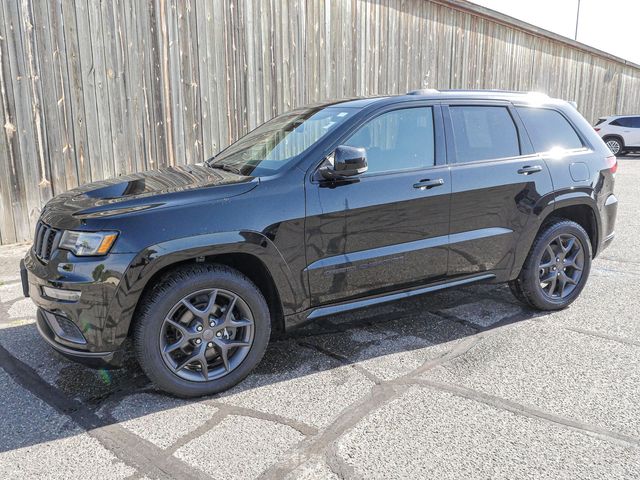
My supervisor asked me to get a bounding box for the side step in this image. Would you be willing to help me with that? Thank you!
[306,273,495,320]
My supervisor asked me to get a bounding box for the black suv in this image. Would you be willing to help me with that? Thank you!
[22,90,618,397]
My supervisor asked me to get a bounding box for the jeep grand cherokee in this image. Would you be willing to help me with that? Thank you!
[22,90,618,397]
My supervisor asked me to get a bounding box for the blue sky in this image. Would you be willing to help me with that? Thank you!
[470,0,640,65]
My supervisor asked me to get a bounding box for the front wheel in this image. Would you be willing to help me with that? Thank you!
[604,137,623,155]
[134,264,271,397]
[509,220,592,310]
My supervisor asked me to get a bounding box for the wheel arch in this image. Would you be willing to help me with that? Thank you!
[545,203,599,256]
[509,193,601,279]
[105,231,304,347]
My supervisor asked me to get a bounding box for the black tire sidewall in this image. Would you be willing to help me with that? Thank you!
[508,280,527,304]
[135,265,271,397]
[519,221,592,310]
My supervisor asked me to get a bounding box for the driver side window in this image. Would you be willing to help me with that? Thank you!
[343,107,435,174]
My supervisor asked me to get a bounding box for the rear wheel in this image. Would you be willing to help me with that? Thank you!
[509,220,592,310]
[134,264,270,397]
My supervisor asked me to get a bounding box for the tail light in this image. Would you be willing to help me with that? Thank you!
[606,155,617,174]
[594,127,601,132]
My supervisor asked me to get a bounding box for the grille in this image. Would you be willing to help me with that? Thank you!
[33,221,61,262]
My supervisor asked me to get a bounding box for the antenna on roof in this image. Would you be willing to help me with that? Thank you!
[406,89,440,95]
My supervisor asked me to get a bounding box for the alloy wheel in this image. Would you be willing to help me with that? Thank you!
[538,234,584,299]
[159,288,255,382]
[606,139,621,155]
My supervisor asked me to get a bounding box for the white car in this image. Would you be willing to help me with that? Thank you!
[594,115,640,155]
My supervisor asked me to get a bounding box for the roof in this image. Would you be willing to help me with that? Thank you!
[319,89,562,110]
[601,114,640,118]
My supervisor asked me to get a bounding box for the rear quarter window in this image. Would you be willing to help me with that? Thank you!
[517,107,584,153]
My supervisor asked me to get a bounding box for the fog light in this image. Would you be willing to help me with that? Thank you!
[42,286,81,302]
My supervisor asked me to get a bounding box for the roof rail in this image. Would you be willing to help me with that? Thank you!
[406,88,440,95]
[405,88,552,98]
[438,89,550,97]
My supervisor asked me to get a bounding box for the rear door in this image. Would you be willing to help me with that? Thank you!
[305,103,451,306]
[443,102,553,278]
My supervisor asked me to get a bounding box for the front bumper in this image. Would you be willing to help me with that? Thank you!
[36,309,124,368]
[23,247,136,367]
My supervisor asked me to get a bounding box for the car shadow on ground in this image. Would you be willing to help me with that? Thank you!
[0,282,549,453]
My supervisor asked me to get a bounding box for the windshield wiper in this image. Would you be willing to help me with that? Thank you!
[208,163,242,175]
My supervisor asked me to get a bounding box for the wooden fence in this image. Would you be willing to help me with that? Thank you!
[1,0,640,244]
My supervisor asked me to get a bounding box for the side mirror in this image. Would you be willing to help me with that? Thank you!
[320,145,368,180]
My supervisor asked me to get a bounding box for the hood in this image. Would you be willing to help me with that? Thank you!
[40,164,258,226]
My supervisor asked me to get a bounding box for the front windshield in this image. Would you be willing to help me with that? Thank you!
[207,105,357,176]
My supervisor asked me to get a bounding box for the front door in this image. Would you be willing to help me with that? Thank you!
[305,105,451,306]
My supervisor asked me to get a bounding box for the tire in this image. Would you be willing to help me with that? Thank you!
[604,136,624,156]
[507,279,527,304]
[134,263,270,397]
[510,219,592,311]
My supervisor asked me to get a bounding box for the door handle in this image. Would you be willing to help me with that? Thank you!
[517,165,543,175]
[413,178,444,190]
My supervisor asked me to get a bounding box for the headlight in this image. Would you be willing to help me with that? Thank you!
[59,231,118,256]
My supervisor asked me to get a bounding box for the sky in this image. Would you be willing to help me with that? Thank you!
[469,0,640,65]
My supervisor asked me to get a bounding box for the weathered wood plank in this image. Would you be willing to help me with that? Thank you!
[85,0,116,179]
[130,0,157,171]
[120,0,144,173]
[101,0,131,175]
[31,0,64,198]
[166,0,185,165]
[176,0,202,163]
[1,0,40,239]
[0,7,18,243]
[2,0,640,243]
[46,1,81,191]
[60,0,92,186]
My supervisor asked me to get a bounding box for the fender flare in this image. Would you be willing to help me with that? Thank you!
[509,188,601,279]
[546,189,601,250]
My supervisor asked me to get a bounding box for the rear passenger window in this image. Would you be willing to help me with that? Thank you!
[449,106,520,163]
[517,107,584,153]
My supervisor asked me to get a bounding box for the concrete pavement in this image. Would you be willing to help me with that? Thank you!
[1,157,639,479]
